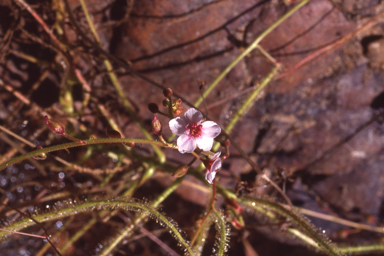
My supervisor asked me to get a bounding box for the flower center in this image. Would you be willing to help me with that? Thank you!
[187,122,203,137]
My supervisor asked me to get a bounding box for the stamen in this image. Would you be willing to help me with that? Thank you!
[187,123,203,137]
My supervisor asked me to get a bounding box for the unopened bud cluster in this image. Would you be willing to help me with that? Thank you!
[148,88,182,117]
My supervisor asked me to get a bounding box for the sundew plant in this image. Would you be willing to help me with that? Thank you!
[0,0,384,255]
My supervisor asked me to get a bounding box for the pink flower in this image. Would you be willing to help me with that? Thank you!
[169,108,221,153]
[204,152,222,184]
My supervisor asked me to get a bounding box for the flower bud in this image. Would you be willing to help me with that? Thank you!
[163,88,173,97]
[171,164,189,178]
[162,99,170,108]
[45,116,66,136]
[151,116,162,136]
[171,165,189,178]
[148,103,159,113]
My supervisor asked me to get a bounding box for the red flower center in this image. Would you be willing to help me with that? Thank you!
[187,122,203,137]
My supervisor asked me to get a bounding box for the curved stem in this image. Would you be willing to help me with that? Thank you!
[98,178,185,256]
[214,185,341,256]
[239,196,341,256]
[0,199,194,256]
[68,0,166,163]
[60,165,155,254]
[212,65,280,152]
[223,66,280,135]
[0,138,177,172]
[193,0,309,107]
[190,181,217,246]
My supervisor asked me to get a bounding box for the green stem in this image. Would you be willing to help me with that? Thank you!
[193,0,309,107]
[212,210,229,256]
[190,181,216,246]
[124,165,155,196]
[189,170,384,256]
[191,212,213,255]
[214,184,341,256]
[0,199,193,255]
[338,244,384,255]
[212,65,279,151]
[60,218,97,254]
[0,138,177,172]
[78,0,166,163]
[287,228,321,249]
[224,65,279,134]
[289,228,384,255]
[240,196,341,256]
[168,1,308,144]
[59,165,154,254]
[98,178,185,256]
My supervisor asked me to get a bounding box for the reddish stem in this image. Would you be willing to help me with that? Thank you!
[190,179,217,246]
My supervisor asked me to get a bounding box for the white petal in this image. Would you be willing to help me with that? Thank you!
[201,121,221,138]
[205,170,216,184]
[211,158,222,172]
[184,108,203,123]
[196,137,213,151]
[212,152,221,160]
[177,134,197,153]
[169,117,187,136]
